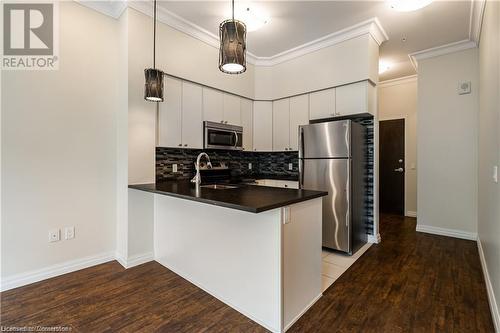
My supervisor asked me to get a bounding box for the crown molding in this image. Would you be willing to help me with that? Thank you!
[254,17,388,66]
[76,0,127,19]
[408,39,477,70]
[469,0,486,44]
[379,75,417,88]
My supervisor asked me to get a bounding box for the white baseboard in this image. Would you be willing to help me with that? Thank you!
[477,237,500,332]
[416,224,477,241]
[126,252,154,268]
[406,211,417,217]
[1,251,154,292]
[367,233,381,244]
[1,251,116,292]
[283,293,322,332]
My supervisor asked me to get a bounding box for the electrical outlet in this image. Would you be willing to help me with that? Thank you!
[493,165,498,183]
[48,229,60,242]
[65,226,75,240]
[172,164,178,173]
[248,163,252,170]
[288,163,293,171]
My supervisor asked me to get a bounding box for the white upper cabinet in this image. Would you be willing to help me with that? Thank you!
[158,77,182,148]
[336,81,375,116]
[240,98,253,152]
[223,93,241,126]
[309,88,336,120]
[272,99,290,151]
[289,95,309,151]
[181,82,203,148]
[253,101,273,151]
[202,87,224,123]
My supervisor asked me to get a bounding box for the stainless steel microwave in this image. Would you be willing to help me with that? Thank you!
[204,121,243,150]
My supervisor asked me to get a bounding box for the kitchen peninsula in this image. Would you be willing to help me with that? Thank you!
[129,181,327,333]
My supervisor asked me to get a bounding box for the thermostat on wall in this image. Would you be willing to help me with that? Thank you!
[458,81,471,95]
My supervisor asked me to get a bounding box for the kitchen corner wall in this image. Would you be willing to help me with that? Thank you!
[417,48,479,236]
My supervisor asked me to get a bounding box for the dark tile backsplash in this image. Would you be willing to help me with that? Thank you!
[156,148,299,182]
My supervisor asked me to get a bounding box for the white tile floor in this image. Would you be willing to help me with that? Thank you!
[321,242,372,292]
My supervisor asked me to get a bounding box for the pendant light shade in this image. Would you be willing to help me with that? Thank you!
[219,0,247,75]
[144,68,164,102]
[144,0,165,102]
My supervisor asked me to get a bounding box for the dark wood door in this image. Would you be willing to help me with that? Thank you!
[379,119,405,215]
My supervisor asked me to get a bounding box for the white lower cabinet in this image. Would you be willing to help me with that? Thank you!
[181,82,203,148]
[255,179,299,189]
[253,101,273,151]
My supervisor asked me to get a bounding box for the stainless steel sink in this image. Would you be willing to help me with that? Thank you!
[200,184,238,190]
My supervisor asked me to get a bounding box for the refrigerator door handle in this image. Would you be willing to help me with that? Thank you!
[298,126,305,159]
[299,158,304,189]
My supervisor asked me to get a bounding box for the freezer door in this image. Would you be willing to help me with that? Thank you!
[299,120,350,159]
[301,158,350,252]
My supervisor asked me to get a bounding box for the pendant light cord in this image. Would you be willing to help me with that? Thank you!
[153,0,157,68]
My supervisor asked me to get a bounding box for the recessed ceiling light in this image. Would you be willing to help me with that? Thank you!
[379,60,392,74]
[228,3,270,32]
[388,0,433,12]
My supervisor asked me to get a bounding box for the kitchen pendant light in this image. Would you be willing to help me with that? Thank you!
[219,0,247,74]
[144,0,164,102]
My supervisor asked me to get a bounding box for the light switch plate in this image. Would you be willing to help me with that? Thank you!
[493,165,498,183]
[248,163,252,170]
[172,164,178,173]
[65,226,75,240]
[458,81,471,95]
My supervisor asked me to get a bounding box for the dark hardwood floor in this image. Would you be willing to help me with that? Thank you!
[1,215,494,332]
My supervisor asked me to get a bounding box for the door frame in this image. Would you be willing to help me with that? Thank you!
[378,116,408,216]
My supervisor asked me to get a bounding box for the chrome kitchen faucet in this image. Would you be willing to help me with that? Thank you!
[191,152,212,186]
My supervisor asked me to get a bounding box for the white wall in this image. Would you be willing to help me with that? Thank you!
[478,0,500,328]
[378,77,418,216]
[416,48,479,236]
[1,2,119,278]
[254,34,379,100]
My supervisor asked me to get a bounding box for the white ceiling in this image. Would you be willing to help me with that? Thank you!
[159,0,472,81]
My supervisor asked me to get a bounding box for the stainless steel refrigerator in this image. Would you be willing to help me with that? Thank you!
[298,120,367,254]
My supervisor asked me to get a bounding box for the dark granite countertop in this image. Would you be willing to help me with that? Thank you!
[129,181,326,213]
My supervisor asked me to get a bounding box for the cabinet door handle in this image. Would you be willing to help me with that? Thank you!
[178,144,182,147]
[184,144,188,147]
